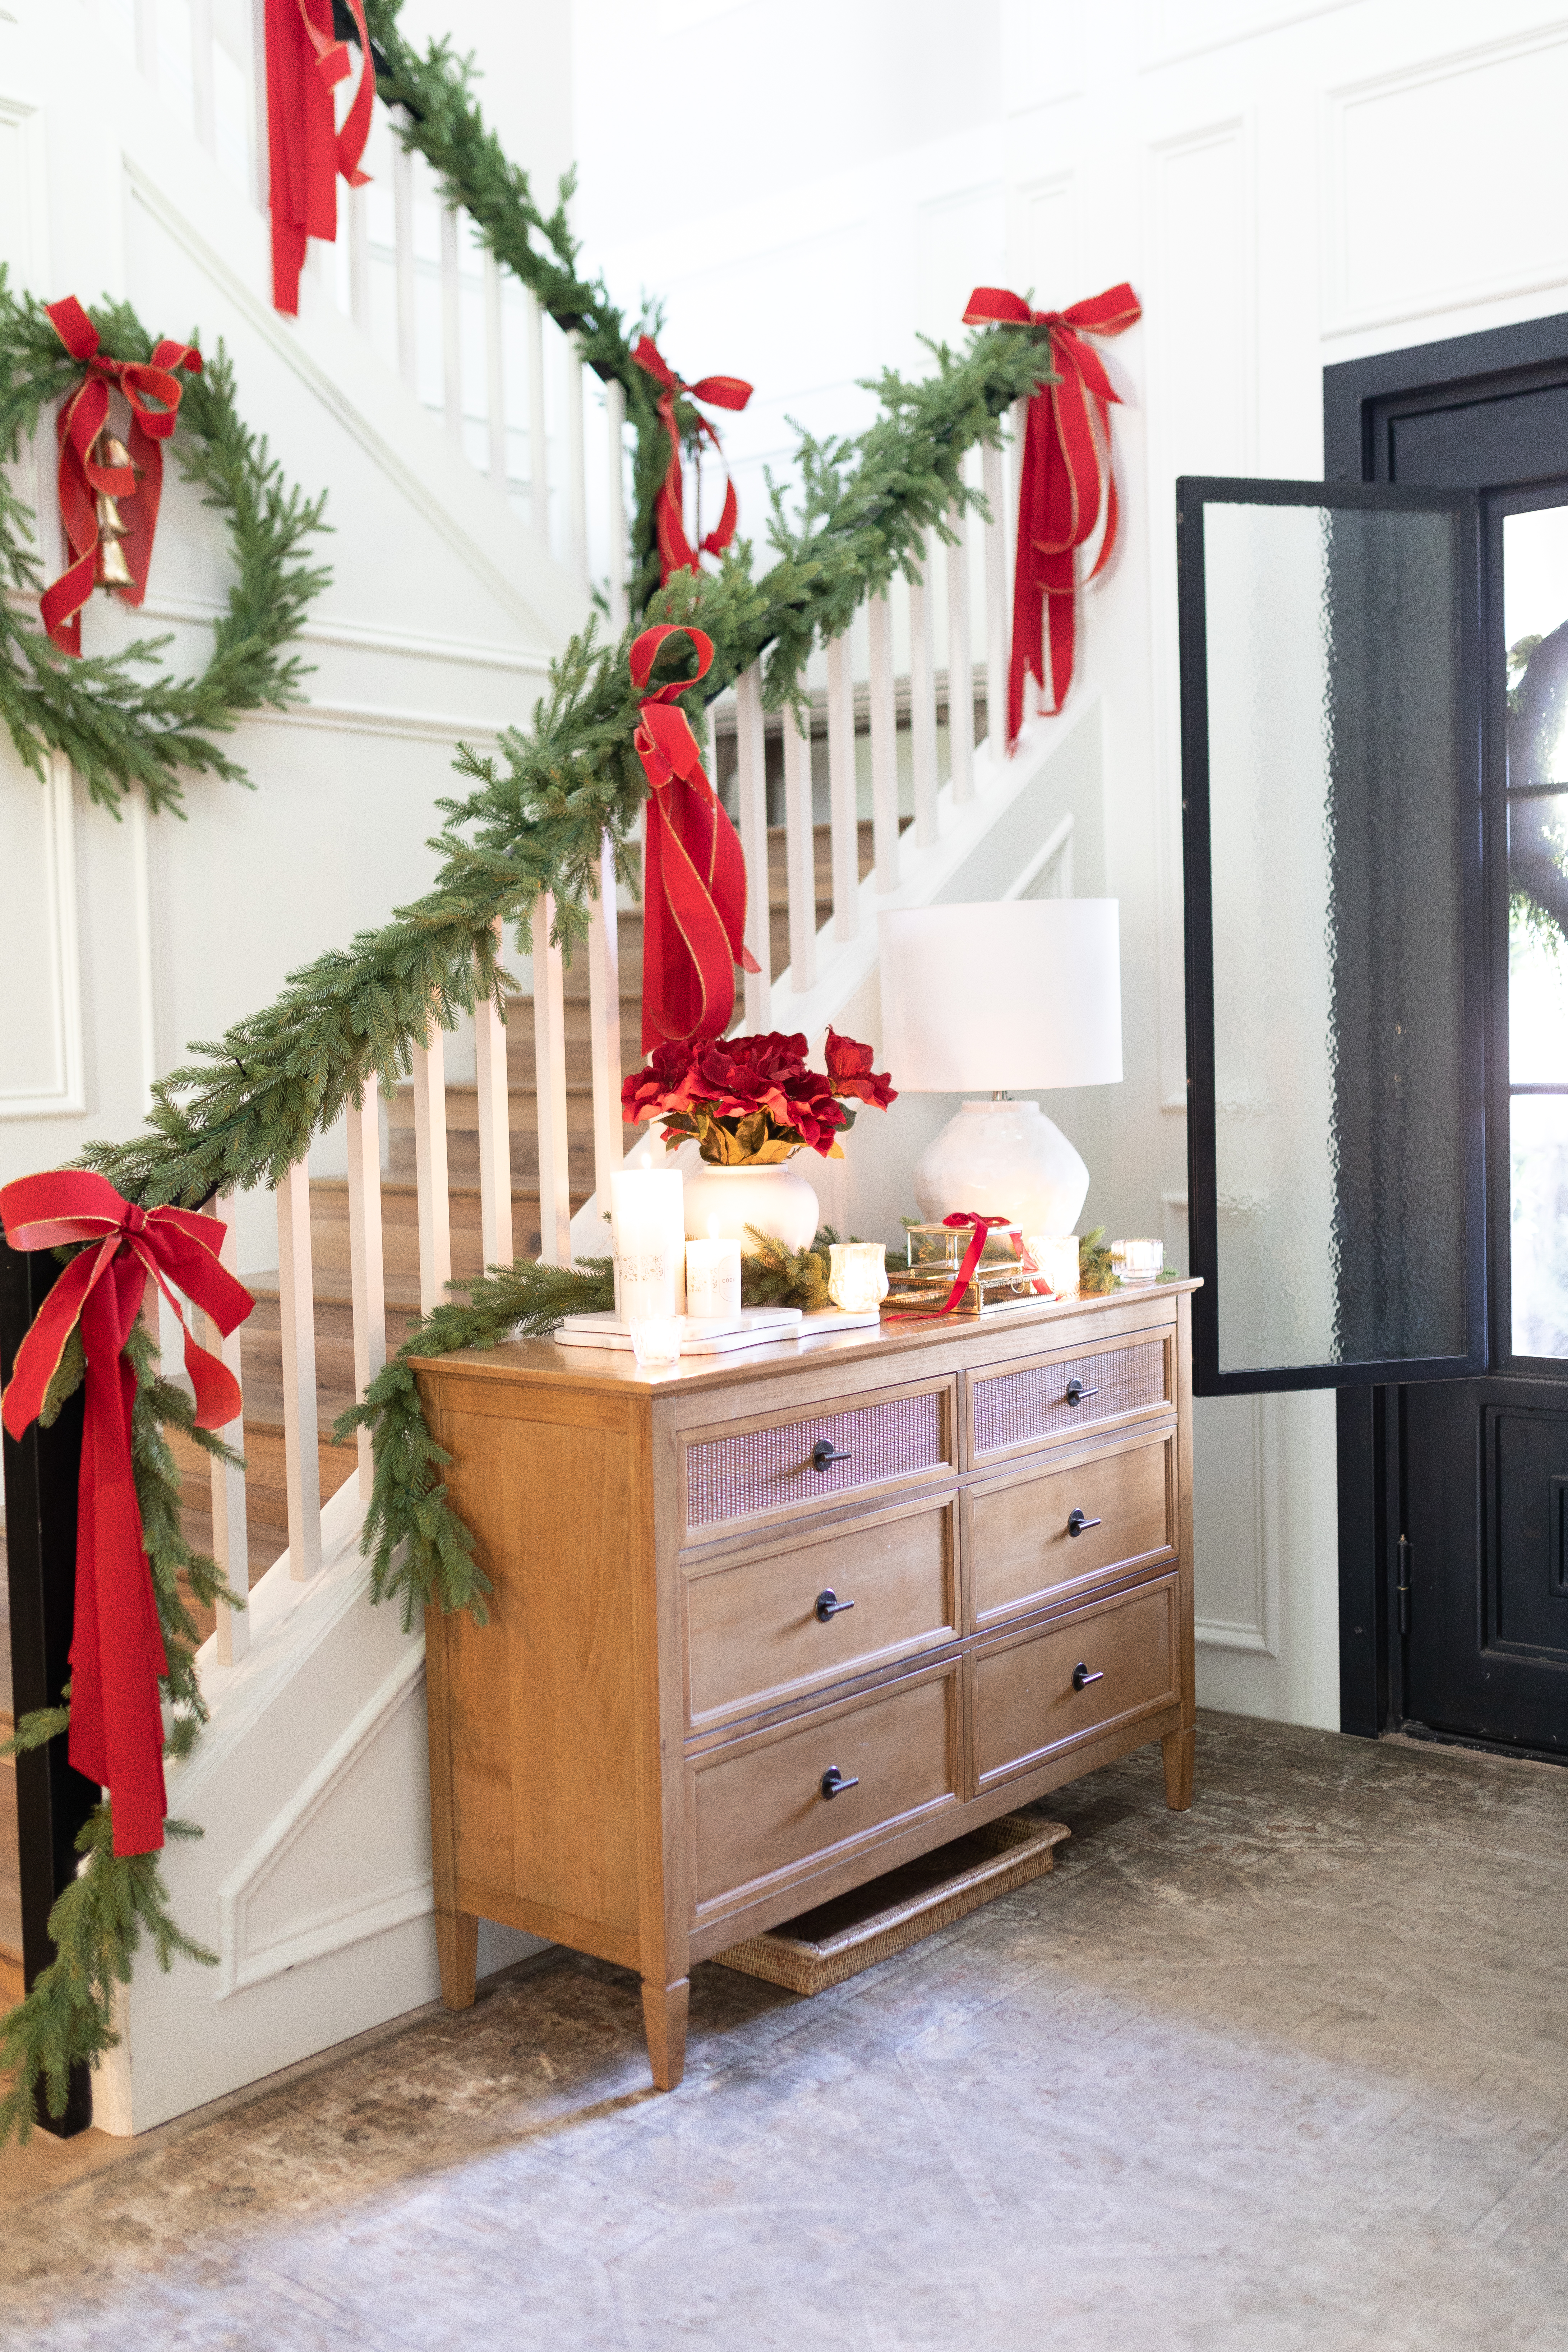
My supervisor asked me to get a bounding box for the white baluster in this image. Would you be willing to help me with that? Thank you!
[474,932,515,1276]
[567,334,587,589]
[867,590,900,893]
[947,492,975,804]
[190,0,215,150]
[349,181,372,333]
[484,248,506,487]
[982,438,1010,758]
[393,126,417,392]
[586,840,624,1211]
[249,0,267,209]
[826,633,858,943]
[607,376,629,632]
[410,1032,451,1315]
[441,206,462,444]
[735,662,770,1029]
[526,290,548,542]
[782,711,816,991]
[532,893,571,1264]
[275,1163,322,1582]
[909,535,940,850]
[135,0,157,82]
[206,1193,248,1664]
[345,1093,387,1504]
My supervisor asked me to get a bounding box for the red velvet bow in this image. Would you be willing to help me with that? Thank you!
[890,1213,1019,1321]
[37,298,202,659]
[631,335,753,583]
[631,626,760,1051]
[963,283,1141,745]
[0,1173,254,1857]
[265,0,374,316]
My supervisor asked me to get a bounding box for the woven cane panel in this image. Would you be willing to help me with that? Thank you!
[687,1389,947,1530]
[973,1341,1167,1457]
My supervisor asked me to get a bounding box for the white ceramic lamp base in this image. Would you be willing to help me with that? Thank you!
[911,1100,1089,1237]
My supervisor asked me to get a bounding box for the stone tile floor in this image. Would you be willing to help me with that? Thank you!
[0,1711,1565,2350]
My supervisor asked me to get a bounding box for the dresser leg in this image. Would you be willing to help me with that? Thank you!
[1162,1726,1195,1812]
[641,1978,689,2091]
[436,1909,478,2010]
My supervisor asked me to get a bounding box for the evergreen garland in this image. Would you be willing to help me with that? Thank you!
[0,274,331,817]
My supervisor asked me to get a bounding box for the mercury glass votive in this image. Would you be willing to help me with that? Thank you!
[828,1241,889,1313]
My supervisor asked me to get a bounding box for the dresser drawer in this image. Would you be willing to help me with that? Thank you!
[970,1577,1179,1794]
[968,1434,1174,1630]
[682,1376,957,1542]
[691,1665,961,1919]
[968,1331,1171,1466]
[685,1494,959,1733]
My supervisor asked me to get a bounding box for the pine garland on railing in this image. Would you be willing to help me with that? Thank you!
[0,275,331,817]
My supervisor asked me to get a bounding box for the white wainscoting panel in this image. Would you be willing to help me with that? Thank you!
[1193,1392,1281,1656]
[0,753,84,1118]
[1009,173,1075,310]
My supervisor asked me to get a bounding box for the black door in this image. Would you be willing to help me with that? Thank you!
[1328,322,1568,1760]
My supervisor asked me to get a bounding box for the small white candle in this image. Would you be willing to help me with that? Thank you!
[685,1223,742,1318]
[1024,1234,1080,1300]
[611,1161,686,1320]
[828,1242,888,1313]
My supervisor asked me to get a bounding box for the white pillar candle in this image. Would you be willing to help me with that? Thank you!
[685,1231,742,1318]
[611,1164,686,1319]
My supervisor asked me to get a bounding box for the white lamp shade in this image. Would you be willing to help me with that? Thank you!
[877,900,1123,1092]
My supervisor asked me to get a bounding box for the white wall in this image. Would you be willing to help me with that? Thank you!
[569,0,1568,1729]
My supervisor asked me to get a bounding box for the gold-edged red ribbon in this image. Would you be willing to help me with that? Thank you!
[264,0,374,316]
[0,1173,253,1857]
[963,282,1142,744]
[631,335,753,583]
[631,625,760,1051]
[38,297,202,659]
[890,1213,1019,1320]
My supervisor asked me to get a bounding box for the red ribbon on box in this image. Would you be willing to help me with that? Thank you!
[962,282,1141,745]
[889,1212,1019,1321]
[0,1173,253,1857]
[265,0,374,316]
[631,625,760,1052]
[632,335,753,583]
[38,297,202,658]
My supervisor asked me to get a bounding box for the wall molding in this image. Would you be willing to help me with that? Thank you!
[1195,1393,1281,1656]
[0,754,85,1120]
[134,591,552,677]
[244,698,503,745]
[1005,811,1074,900]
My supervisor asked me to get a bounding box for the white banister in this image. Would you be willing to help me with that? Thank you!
[909,538,940,849]
[484,249,507,489]
[782,712,816,991]
[867,590,899,893]
[135,0,157,83]
[345,1092,387,1503]
[532,893,571,1263]
[567,335,587,588]
[947,493,975,804]
[607,376,629,631]
[190,0,215,151]
[826,633,857,942]
[982,438,1009,752]
[206,1192,248,1665]
[586,839,624,1212]
[410,1033,451,1315]
[526,290,548,542]
[441,206,463,444]
[393,125,417,392]
[348,183,372,333]
[474,941,515,1275]
[735,662,770,1028]
[275,1163,322,1583]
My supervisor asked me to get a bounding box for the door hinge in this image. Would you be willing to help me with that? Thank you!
[1396,1535,1412,1637]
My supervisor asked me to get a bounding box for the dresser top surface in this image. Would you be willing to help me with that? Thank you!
[410,1279,1200,1402]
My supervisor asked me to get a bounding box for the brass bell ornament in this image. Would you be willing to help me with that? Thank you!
[91,430,141,591]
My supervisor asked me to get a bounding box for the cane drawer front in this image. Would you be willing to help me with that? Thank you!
[970,1576,1179,1794]
[968,1434,1175,1630]
[685,1494,959,1734]
[682,1376,957,1544]
[692,1665,961,1921]
[968,1332,1171,1468]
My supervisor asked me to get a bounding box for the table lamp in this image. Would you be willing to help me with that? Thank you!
[876,900,1123,1234]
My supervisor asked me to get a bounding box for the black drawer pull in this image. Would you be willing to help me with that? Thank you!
[811,1438,853,1471]
[814,1588,856,1623]
[1071,1662,1104,1692]
[820,1766,860,1799]
[1064,1378,1099,1406]
[1066,1508,1102,1537]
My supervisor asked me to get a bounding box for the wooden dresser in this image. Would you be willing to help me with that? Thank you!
[413,1279,1198,2089]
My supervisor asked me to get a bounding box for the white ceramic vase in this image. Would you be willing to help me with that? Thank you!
[912,1099,1090,1237]
[683,1160,821,1253]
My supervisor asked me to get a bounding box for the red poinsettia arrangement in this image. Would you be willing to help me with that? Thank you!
[622,1029,896,1165]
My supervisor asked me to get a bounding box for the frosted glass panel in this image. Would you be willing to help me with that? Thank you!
[1202,499,1469,1377]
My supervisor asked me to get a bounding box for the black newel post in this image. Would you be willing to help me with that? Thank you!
[1,1240,99,2137]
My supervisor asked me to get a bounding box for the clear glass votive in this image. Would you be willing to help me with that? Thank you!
[1024,1234,1080,1300]
[828,1241,889,1312]
[1110,1237,1164,1285]
[629,1315,684,1368]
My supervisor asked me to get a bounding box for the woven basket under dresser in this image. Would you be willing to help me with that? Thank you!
[413,1279,1199,2089]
